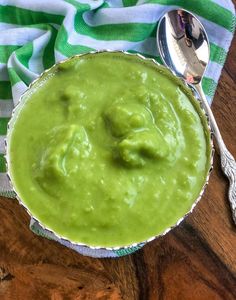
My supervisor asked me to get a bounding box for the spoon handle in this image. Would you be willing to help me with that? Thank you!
[195,84,236,224]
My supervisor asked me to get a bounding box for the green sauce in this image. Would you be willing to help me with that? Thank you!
[9,52,211,247]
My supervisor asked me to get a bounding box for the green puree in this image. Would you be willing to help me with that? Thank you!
[9,52,211,247]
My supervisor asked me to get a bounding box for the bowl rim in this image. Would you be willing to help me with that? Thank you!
[5,50,214,251]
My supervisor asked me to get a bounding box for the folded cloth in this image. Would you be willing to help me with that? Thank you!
[0,0,235,196]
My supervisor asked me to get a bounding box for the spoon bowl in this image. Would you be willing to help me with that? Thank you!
[157,9,209,85]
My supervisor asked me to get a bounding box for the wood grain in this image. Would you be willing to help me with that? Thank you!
[1,10,236,300]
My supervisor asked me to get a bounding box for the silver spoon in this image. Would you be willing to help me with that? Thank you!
[157,8,236,224]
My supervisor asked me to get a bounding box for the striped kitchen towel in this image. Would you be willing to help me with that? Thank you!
[0,0,235,197]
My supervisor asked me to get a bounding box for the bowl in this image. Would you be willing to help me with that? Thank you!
[5,51,213,258]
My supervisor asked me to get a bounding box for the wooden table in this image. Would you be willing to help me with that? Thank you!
[1,19,236,300]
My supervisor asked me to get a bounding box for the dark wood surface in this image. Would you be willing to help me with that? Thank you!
[1,12,236,300]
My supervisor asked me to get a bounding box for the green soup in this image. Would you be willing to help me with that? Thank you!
[8,52,211,247]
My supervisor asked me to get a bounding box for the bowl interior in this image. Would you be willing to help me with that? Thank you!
[6,51,213,250]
